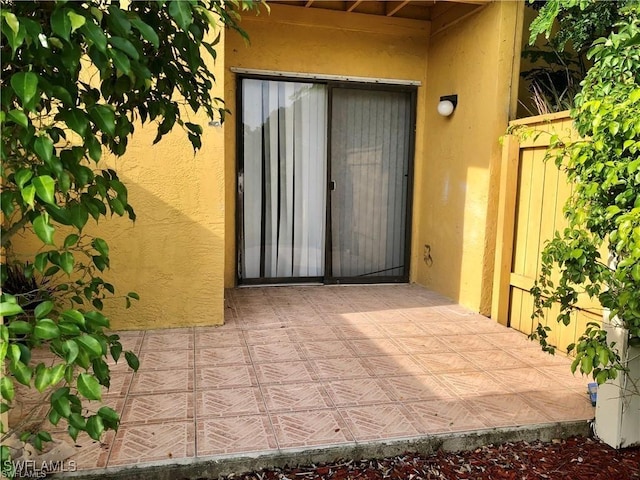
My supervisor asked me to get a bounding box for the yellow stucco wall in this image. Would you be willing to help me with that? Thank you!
[223,4,431,287]
[39,32,230,330]
[413,0,523,315]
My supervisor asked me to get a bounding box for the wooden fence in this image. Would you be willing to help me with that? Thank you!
[492,111,601,352]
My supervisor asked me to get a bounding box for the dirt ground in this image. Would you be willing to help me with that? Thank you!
[215,436,640,480]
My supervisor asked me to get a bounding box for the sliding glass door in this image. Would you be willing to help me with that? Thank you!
[329,88,412,280]
[240,79,328,281]
[238,77,414,284]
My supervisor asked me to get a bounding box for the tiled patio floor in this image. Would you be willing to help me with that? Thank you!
[13,284,594,475]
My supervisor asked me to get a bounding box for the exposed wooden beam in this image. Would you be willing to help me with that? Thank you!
[346,0,364,12]
[386,0,410,17]
[304,0,314,7]
[441,0,491,4]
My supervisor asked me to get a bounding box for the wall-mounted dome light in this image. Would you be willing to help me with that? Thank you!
[437,95,458,117]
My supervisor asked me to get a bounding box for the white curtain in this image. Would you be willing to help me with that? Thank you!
[241,79,327,279]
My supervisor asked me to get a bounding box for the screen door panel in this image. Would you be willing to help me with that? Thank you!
[240,79,327,280]
[330,88,411,279]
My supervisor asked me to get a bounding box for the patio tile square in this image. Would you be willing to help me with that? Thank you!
[136,350,194,371]
[108,421,195,466]
[465,394,552,428]
[197,415,277,456]
[364,355,425,377]
[459,349,527,371]
[462,319,511,334]
[406,399,488,434]
[197,364,257,389]
[509,348,575,367]
[236,305,277,317]
[300,340,354,359]
[196,387,265,417]
[249,343,306,363]
[439,334,497,352]
[195,328,245,348]
[487,367,571,393]
[195,346,251,366]
[393,336,452,354]
[254,361,317,385]
[289,325,341,341]
[339,404,419,441]
[520,389,595,422]
[243,327,293,345]
[414,352,480,374]
[333,323,386,339]
[262,383,333,412]
[142,332,193,351]
[324,378,394,406]
[366,310,410,323]
[382,374,456,401]
[129,369,193,394]
[59,431,113,470]
[270,410,354,449]
[311,357,370,380]
[121,392,193,424]
[348,338,404,356]
[377,321,428,337]
[420,322,472,336]
[438,371,512,398]
[480,331,541,350]
[538,365,590,392]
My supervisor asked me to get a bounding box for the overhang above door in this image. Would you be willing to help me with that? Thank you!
[267,0,491,23]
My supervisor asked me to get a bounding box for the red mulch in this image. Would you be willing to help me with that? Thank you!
[218,437,640,480]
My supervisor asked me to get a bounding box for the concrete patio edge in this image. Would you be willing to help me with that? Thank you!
[56,420,592,479]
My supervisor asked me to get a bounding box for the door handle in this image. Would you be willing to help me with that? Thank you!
[329,180,336,191]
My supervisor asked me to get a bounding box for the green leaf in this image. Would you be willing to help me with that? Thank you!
[98,405,119,424]
[59,251,74,275]
[51,7,72,41]
[34,364,52,392]
[10,72,39,107]
[76,335,103,357]
[7,109,28,128]
[131,18,160,48]
[127,292,140,300]
[49,364,66,387]
[33,214,55,245]
[59,109,89,137]
[80,20,108,52]
[109,49,131,74]
[77,373,101,401]
[85,311,109,328]
[33,319,60,340]
[0,302,24,317]
[34,136,54,164]
[125,351,139,372]
[3,12,20,34]
[15,169,33,189]
[49,408,62,426]
[169,0,193,30]
[67,11,86,33]
[7,320,31,335]
[9,360,32,387]
[64,233,79,247]
[61,310,85,326]
[86,414,104,440]
[0,377,14,402]
[33,175,56,205]
[21,184,36,208]
[34,300,54,319]
[89,105,116,137]
[108,36,139,60]
[62,339,79,364]
[87,134,102,162]
[92,238,109,257]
